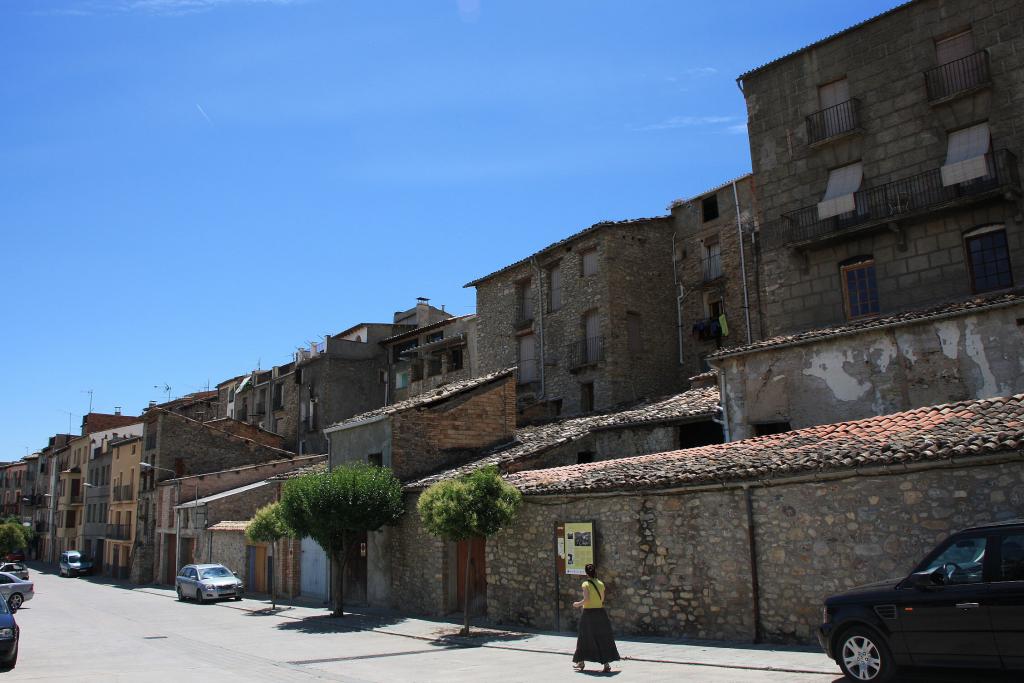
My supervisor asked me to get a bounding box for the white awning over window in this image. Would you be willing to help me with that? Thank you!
[941,122,990,186]
[817,162,862,219]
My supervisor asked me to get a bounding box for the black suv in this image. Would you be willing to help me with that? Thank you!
[819,520,1024,681]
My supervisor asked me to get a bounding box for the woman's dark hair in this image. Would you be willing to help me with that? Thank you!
[584,563,597,578]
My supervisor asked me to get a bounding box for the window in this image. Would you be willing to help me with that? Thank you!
[815,78,853,139]
[426,331,443,343]
[427,356,442,377]
[818,162,863,219]
[517,334,538,383]
[921,536,986,585]
[272,383,284,411]
[701,194,719,222]
[626,312,642,354]
[448,348,464,372]
[394,340,417,362]
[395,370,410,389]
[753,421,791,436]
[841,257,879,319]
[936,30,974,65]
[999,535,1024,582]
[965,226,1013,293]
[701,238,722,281]
[576,451,594,465]
[704,292,724,321]
[941,122,991,187]
[818,78,849,110]
[580,382,595,413]
[516,280,535,323]
[581,248,598,277]
[548,264,562,311]
[367,453,383,468]
[582,310,601,363]
[410,360,424,382]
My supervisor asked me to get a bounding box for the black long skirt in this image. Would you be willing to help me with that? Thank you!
[573,608,621,664]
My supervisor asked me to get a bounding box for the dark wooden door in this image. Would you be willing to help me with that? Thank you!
[344,532,368,606]
[164,536,176,585]
[457,537,487,616]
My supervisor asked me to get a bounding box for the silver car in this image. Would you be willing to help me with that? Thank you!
[0,565,27,582]
[175,564,243,603]
[0,572,33,612]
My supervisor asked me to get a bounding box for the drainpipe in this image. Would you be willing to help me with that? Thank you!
[743,485,762,644]
[530,257,546,399]
[671,231,684,366]
[732,181,753,345]
[712,364,731,443]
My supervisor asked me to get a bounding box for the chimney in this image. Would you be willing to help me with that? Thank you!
[416,297,430,327]
[148,400,157,409]
[114,406,122,415]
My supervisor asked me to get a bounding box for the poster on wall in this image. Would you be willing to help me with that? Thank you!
[563,522,594,575]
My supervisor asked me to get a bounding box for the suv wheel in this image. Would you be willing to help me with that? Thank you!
[838,626,894,682]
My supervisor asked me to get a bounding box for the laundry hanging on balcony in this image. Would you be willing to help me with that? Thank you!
[941,122,991,187]
[817,162,863,219]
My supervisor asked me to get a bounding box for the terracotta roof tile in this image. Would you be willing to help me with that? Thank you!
[379,314,475,345]
[208,521,250,533]
[406,386,720,489]
[709,291,1024,360]
[270,459,328,480]
[508,393,1024,495]
[324,368,516,432]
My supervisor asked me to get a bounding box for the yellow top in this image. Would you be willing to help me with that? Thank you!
[582,578,605,609]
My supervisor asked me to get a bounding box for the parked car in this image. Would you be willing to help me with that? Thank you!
[175,563,244,603]
[0,573,33,613]
[0,593,18,670]
[3,551,24,563]
[819,519,1024,682]
[0,564,27,582]
[58,550,93,577]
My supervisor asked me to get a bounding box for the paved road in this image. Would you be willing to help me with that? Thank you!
[7,567,842,683]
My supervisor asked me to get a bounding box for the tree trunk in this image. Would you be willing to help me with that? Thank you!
[269,539,276,611]
[461,539,472,636]
[330,542,345,617]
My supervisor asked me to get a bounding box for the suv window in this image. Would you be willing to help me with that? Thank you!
[921,536,987,585]
[187,568,198,580]
[999,534,1024,581]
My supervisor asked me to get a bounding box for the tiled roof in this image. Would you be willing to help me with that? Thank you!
[82,413,142,435]
[208,521,250,533]
[177,480,271,508]
[270,459,328,480]
[463,215,671,288]
[708,291,1024,361]
[406,386,720,489]
[737,1,915,81]
[324,368,516,432]
[508,393,1024,496]
[379,314,475,345]
[669,173,752,209]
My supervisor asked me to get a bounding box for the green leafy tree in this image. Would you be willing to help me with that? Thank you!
[0,523,29,558]
[418,466,522,635]
[245,502,291,610]
[279,464,405,616]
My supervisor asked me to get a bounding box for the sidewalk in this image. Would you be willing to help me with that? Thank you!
[132,583,840,676]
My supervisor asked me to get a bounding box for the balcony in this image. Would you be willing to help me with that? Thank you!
[70,492,84,505]
[566,336,605,370]
[513,299,535,328]
[806,98,860,145]
[112,484,134,502]
[925,51,990,102]
[764,149,1019,250]
[106,523,131,541]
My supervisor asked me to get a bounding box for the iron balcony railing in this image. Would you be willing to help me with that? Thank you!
[925,51,990,102]
[106,523,131,540]
[517,358,540,385]
[566,336,605,370]
[765,149,1018,249]
[702,252,723,282]
[806,98,860,145]
[514,298,535,327]
[111,484,134,502]
[70,492,84,504]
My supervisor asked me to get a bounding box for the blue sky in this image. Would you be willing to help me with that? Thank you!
[0,0,899,456]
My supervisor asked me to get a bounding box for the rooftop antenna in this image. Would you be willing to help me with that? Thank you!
[56,409,74,435]
[154,384,172,402]
[81,389,94,414]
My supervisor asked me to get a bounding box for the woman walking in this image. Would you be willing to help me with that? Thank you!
[572,563,620,672]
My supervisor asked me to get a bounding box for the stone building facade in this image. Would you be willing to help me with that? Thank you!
[469,216,684,420]
[490,393,1024,644]
[381,314,479,404]
[671,175,764,377]
[738,0,1024,336]
[710,291,1024,439]
[231,363,301,448]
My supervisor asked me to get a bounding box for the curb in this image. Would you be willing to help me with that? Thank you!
[132,586,838,676]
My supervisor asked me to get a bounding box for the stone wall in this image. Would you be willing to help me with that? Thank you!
[473,218,685,418]
[741,0,1024,335]
[715,300,1024,439]
[389,494,450,614]
[387,316,479,403]
[486,455,1024,644]
[297,352,387,456]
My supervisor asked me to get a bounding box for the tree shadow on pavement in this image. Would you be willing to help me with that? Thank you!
[424,628,532,648]
[274,612,407,634]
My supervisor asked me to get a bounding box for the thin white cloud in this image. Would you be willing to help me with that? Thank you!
[633,115,738,132]
[456,0,480,23]
[685,67,718,77]
[725,123,748,135]
[195,104,213,125]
